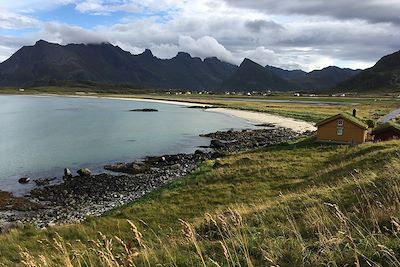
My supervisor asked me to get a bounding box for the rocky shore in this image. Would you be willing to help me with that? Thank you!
[0,126,313,231]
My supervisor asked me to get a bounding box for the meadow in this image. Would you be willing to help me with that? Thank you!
[1,88,400,266]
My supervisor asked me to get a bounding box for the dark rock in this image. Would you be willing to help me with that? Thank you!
[34,177,56,186]
[194,149,204,155]
[210,139,227,149]
[187,105,215,109]
[105,163,149,175]
[212,161,224,169]
[18,177,30,184]
[64,168,72,178]
[129,108,158,112]
[255,123,276,128]
[77,168,92,177]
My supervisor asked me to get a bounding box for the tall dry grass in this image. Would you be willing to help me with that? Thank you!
[18,153,400,266]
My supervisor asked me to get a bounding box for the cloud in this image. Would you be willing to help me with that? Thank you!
[0,9,39,29]
[38,22,108,44]
[177,35,237,63]
[75,0,142,15]
[223,0,400,25]
[245,19,283,33]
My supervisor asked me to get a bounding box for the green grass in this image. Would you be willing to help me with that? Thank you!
[1,139,400,266]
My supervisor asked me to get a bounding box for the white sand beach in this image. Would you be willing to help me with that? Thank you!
[207,108,316,133]
[115,97,317,132]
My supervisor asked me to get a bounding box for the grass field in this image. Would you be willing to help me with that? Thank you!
[1,138,400,266]
[1,88,400,266]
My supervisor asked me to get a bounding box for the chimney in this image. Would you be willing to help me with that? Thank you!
[353,109,356,117]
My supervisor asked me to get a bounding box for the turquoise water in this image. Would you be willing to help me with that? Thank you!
[0,95,254,194]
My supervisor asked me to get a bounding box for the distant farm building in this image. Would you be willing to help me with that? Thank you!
[371,122,400,142]
[316,111,368,144]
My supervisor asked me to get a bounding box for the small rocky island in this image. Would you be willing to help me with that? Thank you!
[129,108,158,112]
[0,126,313,230]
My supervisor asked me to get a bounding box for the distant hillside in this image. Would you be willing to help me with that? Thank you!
[0,40,237,90]
[265,65,360,91]
[220,59,296,91]
[264,65,307,81]
[335,50,400,92]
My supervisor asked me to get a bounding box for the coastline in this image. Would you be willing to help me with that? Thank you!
[0,94,316,230]
[1,126,311,229]
[37,94,317,132]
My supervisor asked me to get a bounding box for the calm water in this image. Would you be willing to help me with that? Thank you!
[0,95,254,195]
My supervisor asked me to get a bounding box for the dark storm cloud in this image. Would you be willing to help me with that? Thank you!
[224,0,400,25]
[244,19,283,33]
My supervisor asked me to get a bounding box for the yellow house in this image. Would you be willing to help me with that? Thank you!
[316,113,368,144]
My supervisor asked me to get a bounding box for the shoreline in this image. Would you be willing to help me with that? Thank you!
[36,94,317,132]
[206,108,316,133]
[0,94,316,230]
[0,126,312,229]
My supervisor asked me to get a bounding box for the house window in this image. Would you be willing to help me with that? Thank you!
[337,119,344,126]
[337,127,344,136]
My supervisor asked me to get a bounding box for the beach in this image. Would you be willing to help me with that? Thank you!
[41,94,317,133]
[207,108,316,132]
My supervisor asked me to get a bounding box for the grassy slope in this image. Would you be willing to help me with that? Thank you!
[1,139,400,266]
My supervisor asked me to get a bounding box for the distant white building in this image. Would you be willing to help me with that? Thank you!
[18,88,25,92]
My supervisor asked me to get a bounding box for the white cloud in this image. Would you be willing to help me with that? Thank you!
[75,0,142,15]
[177,35,237,63]
[0,9,39,29]
[38,22,108,44]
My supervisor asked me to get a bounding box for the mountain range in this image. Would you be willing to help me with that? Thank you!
[0,40,398,92]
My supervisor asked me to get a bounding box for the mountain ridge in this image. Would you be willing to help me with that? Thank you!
[335,50,400,92]
[0,40,366,91]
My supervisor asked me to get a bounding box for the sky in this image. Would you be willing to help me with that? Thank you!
[0,0,399,71]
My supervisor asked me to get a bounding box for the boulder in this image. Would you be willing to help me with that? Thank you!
[18,177,30,184]
[77,168,92,177]
[34,177,56,186]
[210,139,227,149]
[64,168,72,178]
[212,161,224,169]
[194,149,204,155]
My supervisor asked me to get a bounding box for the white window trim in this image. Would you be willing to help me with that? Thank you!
[337,119,344,126]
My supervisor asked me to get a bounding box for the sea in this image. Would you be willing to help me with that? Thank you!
[0,95,254,195]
